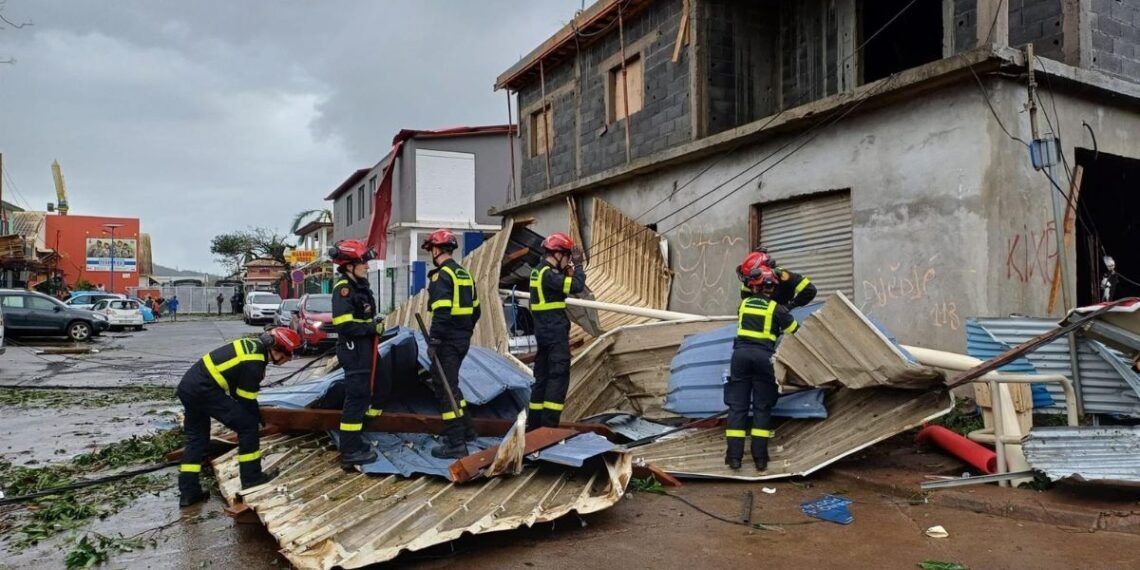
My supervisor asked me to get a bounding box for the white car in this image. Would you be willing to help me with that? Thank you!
[244,292,282,325]
[91,298,145,331]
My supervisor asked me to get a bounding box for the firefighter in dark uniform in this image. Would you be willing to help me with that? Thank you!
[737,248,817,308]
[422,229,481,459]
[329,239,382,467]
[726,257,799,471]
[177,326,301,507]
[527,232,586,431]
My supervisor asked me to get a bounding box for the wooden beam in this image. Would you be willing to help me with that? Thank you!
[632,463,683,487]
[501,247,531,268]
[672,0,690,63]
[449,427,580,483]
[223,502,262,525]
[259,407,616,439]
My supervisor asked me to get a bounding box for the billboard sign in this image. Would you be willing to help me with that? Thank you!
[287,249,318,264]
[86,238,137,272]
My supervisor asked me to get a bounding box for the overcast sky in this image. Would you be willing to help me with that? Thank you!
[0,0,579,272]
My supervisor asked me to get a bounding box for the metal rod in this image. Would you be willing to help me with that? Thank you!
[740,491,754,524]
[540,60,553,189]
[920,470,1038,490]
[618,3,632,163]
[414,313,468,455]
[500,289,707,321]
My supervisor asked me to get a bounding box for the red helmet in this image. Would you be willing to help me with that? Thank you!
[747,266,779,290]
[328,239,375,267]
[737,251,771,283]
[420,228,458,252]
[262,327,302,356]
[542,232,575,253]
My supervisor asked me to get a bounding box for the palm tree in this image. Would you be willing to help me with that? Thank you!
[291,209,333,236]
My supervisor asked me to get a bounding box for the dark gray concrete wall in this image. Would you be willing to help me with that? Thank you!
[1088,0,1140,81]
[1009,0,1065,59]
[517,0,690,197]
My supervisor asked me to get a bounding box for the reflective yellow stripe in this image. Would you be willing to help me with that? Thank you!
[235,388,258,400]
[737,298,778,341]
[340,422,362,431]
[562,276,572,295]
[459,400,467,408]
[543,401,564,411]
[783,321,799,334]
[725,429,747,438]
[332,313,370,325]
[751,428,773,438]
[442,411,459,421]
[365,408,382,417]
[438,266,478,316]
[528,402,544,410]
[237,450,262,463]
[203,354,229,392]
[529,266,566,311]
[180,463,201,473]
[334,279,348,288]
[794,277,811,296]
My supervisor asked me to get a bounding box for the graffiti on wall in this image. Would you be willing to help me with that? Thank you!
[672,223,745,313]
[1005,220,1057,285]
[859,257,960,331]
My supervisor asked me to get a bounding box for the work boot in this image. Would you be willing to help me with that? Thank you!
[462,413,478,442]
[431,437,468,460]
[179,488,209,508]
[725,436,745,470]
[341,447,379,466]
[240,466,279,490]
[752,438,770,472]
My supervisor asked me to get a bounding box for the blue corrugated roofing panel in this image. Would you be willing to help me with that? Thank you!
[533,432,617,467]
[586,414,674,441]
[258,372,341,410]
[965,320,1054,408]
[972,317,1140,417]
[331,432,501,479]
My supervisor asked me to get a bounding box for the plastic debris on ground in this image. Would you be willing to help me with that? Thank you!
[925,525,950,538]
[801,495,854,525]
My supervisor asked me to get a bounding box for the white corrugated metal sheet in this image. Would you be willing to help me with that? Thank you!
[973,317,1140,417]
[1024,426,1140,484]
[759,191,853,297]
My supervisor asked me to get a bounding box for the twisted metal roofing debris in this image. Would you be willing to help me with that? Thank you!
[213,433,632,569]
[775,292,944,391]
[1023,426,1140,485]
[633,387,953,481]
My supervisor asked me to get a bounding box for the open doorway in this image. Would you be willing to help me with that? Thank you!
[860,0,944,84]
[1074,149,1140,305]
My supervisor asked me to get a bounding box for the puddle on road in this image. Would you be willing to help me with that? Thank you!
[0,401,177,466]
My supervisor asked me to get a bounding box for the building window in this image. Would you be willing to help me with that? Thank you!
[346,194,353,226]
[368,175,377,215]
[530,105,553,157]
[859,0,943,84]
[357,185,366,221]
[608,54,644,124]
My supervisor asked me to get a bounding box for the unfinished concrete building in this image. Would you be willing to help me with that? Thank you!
[493,0,1140,352]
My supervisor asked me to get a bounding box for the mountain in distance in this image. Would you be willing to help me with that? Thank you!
[152,263,221,282]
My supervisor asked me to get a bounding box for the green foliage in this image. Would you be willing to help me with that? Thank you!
[64,533,154,569]
[0,387,175,409]
[918,561,968,570]
[629,476,666,495]
[933,401,985,436]
[0,429,182,550]
[72,279,96,292]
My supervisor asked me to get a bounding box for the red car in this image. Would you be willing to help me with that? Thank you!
[292,294,335,354]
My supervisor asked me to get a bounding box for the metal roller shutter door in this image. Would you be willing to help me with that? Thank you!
[759,191,854,297]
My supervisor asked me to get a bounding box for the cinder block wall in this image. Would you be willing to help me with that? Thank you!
[1009,0,1065,59]
[1088,0,1140,80]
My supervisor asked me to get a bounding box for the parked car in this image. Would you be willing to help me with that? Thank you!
[91,298,146,331]
[0,289,110,341]
[64,292,125,310]
[0,304,6,355]
[243,292,282,325]
[274,299,301,328]
[292,294,335,353]
[127,297,156,323]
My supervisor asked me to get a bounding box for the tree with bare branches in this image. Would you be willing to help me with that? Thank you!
[0,0,33,65]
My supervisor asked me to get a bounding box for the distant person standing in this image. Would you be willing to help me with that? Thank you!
[156,296,167,321]
[169,296,180,322]
[216,292,225,316]
[96,283,106,292]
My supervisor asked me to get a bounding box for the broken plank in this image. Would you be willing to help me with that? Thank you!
[223,502,263,525]
[501,246,531,268]
[450,428,579,483]
[632,462,682,487]
[259,407,616,439]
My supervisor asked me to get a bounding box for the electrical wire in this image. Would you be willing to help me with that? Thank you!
[0,461,178,506]
[653,491,816,532]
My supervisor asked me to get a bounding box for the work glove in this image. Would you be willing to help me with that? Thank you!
[570,246,585,266]
[374,315,386,336]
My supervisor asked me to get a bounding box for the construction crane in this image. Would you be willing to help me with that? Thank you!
[50,160,70,215]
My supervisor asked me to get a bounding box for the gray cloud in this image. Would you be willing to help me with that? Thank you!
[0,0,578,272]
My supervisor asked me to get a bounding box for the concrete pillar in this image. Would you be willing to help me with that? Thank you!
[976,0,1009,48]
[1061,0,1091,67]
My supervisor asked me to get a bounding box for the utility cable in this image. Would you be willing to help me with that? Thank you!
[648,490,817,532]
[0,461,178,506]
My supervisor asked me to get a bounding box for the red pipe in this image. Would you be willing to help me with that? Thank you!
[915,425,997,474]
